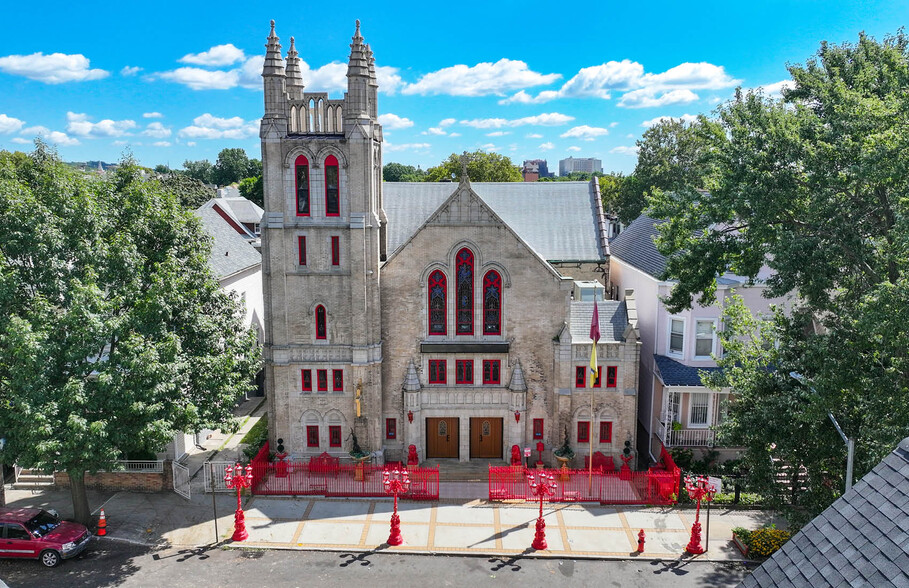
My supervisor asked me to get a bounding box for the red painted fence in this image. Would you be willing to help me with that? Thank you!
[249,442,439,500]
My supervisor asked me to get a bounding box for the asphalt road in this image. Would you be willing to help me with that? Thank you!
[0,539,753,588]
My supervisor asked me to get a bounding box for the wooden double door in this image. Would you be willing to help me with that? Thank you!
[426,417,459,458]
[470,417,503,459]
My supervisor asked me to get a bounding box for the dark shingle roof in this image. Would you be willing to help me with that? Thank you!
[653,354,722,386]
[569,301,627,343]
[609,215,666,278]
[196,205,261,280]
[383,181,605,262]
[740,437,909,588]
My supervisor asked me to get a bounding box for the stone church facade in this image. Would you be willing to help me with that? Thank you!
[260,21,642,467]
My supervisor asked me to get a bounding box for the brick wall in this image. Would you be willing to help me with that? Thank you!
[54,462,172,493]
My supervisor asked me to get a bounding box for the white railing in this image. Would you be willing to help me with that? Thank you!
[665,429,716,447]
[111,460,164,473]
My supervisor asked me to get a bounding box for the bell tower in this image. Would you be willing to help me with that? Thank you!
[260,20,386,456]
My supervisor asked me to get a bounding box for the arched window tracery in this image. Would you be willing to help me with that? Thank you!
[428,270,447,335]
[483,270,501,335]
[455,249,474,335]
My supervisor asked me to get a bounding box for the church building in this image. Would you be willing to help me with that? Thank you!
[260,21,642,467]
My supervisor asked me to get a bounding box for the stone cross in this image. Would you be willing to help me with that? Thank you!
[459,151,470,182]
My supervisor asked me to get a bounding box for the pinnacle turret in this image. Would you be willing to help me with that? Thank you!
[263,19,285,77]
[285,36,304,100]
[347,19,369,78]
[346,19,371,119]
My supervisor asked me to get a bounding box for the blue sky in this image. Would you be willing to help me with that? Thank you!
[0,1,906,174]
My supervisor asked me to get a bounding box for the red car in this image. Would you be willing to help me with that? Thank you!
[0,508,92,567]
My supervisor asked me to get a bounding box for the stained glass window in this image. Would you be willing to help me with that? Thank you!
[295,155,310,215]
[428,270,447,335]
[482,271,501,335]
[456,248,473,335]
[315,305,326,339]
[325,155,339,216]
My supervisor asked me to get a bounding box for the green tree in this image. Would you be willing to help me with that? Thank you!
[648,32,909,521]
[539,171,597,182]
[383,162,426,182]
[238,175,264,208]
[213,148,252,186]
[425,151,522,182]
[0,144,260,525]
[154,164,172,174]
[159,173,217,209]
[182,159,213,184]
[598,173,624,214]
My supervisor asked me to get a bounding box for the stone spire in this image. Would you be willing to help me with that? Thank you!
[346,19,370,119]
[404,360,422,392]
[366,43,378,119]
[459,151,471,185]
[262,20,285,77]
[261,20,287,134]
[285,36,304,100]
[508,361,527,392]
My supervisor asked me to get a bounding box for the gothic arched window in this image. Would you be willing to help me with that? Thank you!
[325,155,340,216]
[295,155,310,216]
[428,270,447,335]
[455,248,474,335]
[483,270,501,335]
[315,305,327,340]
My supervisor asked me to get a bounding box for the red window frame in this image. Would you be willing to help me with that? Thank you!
[429,360,447,384]
[386,418,397,440]
[606,366,618,388]
[482,360,500,385]
[331,236,340,266]
[295,155,310,216]
[533,418,544,440]
[456,359,474,385]
[332,369,343,392]
[301,369,312,392]
[317,369,328,392]
[315,305,327,340]
[427,270,447,336]
[592,366,602,388]
[325,155,340,216]
[455,248,474,335]
[306,425,319,447]
[482,270,501,335]
[329,425,342,447]
[298,236,307,266]
[577,421,590,443]
[575,366,586,388]
[599,421,613,443]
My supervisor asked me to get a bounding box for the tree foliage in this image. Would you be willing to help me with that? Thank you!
[382,162,426,182]
[648,32,909,521]
[182,159,213,184]
[0,144,260,524]
[238,175,264,208]
[182,149,261,187]
[159,173,217,209]
[425,151,522,182]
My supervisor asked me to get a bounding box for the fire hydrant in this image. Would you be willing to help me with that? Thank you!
[637,529,645,553]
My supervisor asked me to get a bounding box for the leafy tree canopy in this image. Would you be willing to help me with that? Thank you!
[383,162,426,182]
[647,32,909,522]
[0,144,260,523]
[182,159,213,184]
[238,175,264,208]
[159,173,217,209]
[539,171,597,182]
[425,151,522,182]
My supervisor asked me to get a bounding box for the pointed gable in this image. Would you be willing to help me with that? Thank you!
[425,185,503,228]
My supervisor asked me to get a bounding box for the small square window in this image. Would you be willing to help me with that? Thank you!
[301,369,312,392]
[307,425,319,447]
[331,236,340,266]
[332,369,343,392]
[298,236,306,265]
[575,366,586,388]
[577,421,590,443]
[533,418,544,440]
[482,360,500,384]
[386,418,397,440]
[606,366,617,388]
[599,422,613,443]
[592,366,602,388]
[329,425,342,447]
[456,359,473,385]
[429,360,446,384]
[317,369,328,392]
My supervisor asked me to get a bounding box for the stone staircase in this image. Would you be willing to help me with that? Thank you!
[421,459,508,482]
[12,469,55,490]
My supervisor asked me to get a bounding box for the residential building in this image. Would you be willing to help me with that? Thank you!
[522,159,552,181]
[559,157,602,176]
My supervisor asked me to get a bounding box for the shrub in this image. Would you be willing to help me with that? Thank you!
[670,448,694,470]
[241,415,269,460]
[748,527,791,558]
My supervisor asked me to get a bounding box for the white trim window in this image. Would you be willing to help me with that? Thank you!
[669,318,685,356]
[694,319,717,359]
[689,392,709,427]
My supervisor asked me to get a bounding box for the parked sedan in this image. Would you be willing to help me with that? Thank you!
[0,508,92,567]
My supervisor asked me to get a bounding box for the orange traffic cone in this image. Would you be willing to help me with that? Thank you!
[97,509,107,536]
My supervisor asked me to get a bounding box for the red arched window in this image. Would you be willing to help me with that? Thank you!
[483,270,501,335]
[325,155,339,216]
[315,305,327,340]
[428,270,447,335]
[456,248,474,335]
[295,155,310,216]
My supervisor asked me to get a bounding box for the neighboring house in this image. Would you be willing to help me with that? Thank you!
[740,437,909,587]
[257,21,642,465]
[608,215,790,462]
[216,186,265,238]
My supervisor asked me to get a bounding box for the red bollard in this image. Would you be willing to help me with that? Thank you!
[637,529,645,553]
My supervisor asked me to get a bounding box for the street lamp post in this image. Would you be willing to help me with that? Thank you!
[224,463,253,542]
[383,468,411,546]
[790,372,854,492]
[684,474,717,555]
[526,470,558,550]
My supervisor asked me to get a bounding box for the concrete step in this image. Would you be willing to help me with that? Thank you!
[16,476,54,484]
[12,481,55,490]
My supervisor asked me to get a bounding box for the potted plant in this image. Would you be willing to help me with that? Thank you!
[731,527,751,558]
[553,427,574,480]
[349,430,370,481]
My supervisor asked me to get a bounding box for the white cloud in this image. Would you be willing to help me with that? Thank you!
[299,61,347,92]
[642,62,738,91]
[460,112,574,129]
[486,131,511,137]
[11,137,30,144]
[238,55,264,89]
[178,113,259,139]
[158,67,239,90]
[480,143,500,151]
[610,145,639,155]
[526,133,543,139]
[120,66,142,76]
[560,125,609,140]
[641,114,699,128]
[0,114,25,134]
[539,142,554,150]
[385,142,431,152]
[626,133,635,139]
[439,118,456,127]
[567,146,581,152]
[609,122,619,128]
[0,52,108,84]
[66,112,136,138]
[755,79,794,98]
[152,141,172,147]
[143,112,163,119]
[142,122,171,138]
[186,141,196,147]
[20,125,80,146]
[424,127,447,136]
[378,113,414,130]
[402,59,561,97]
[376,66,403,94]
[618,88,700,108]
[180,44,246,67]
[448,132,461,137]
[111,140,129,146]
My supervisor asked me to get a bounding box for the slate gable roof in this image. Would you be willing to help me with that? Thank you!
[196,204,261,280]
[569,301,627,343]
[383,181,606,262]
[740,437,909,588]
[609,215,666,278]
[653,354,722,387]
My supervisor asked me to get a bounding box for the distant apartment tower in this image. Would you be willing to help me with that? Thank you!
[521,159,551,182]
[559,157,602,176]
